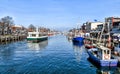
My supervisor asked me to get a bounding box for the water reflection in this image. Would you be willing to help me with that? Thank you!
[96,68,110,74]
[66,36,72,43]
[27,40,48,51]
[96,67,117,74]
[88,57,119,74]
[73,42,84,62]
[0,45,14,61]
[114,67,120,74]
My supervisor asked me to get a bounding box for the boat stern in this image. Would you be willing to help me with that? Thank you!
[100,59,118,67]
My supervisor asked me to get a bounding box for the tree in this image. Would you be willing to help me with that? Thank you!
[1,16,14,24]
[28,24,36,31]
[0,16,14,35]
[0,22,5,35]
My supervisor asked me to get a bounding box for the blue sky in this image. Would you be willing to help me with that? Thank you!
[0,0,120,30]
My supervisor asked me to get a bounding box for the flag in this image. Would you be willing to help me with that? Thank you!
[94,19,97,22]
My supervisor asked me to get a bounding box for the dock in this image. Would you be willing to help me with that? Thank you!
[0,35,27,44]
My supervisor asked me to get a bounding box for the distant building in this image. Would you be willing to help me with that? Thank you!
[11,25,27,35]
[105,17,120,34]
[97,24,103,31]
[105,17,120,29]
[81,23,86,33]
[85,21,103,33]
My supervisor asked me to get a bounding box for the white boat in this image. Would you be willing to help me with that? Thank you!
[27,28,48,43]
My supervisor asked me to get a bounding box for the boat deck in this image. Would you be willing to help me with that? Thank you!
[112,55,120,61]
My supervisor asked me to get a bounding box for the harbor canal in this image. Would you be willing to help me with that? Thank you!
[0,35,120,74]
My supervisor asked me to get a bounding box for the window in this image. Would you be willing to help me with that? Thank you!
[39,34,44,36]
[104,50,106,54]
[107,50,109,54]
[32,34,36,37]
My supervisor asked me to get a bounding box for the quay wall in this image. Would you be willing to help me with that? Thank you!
[0,35,27,43]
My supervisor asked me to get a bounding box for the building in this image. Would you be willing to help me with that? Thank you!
[11,25,27,35]
[105,17,120,34]
[105,17,120,29]
[105,17,120,41]
[81,23,86,33]
[85,21,103,33]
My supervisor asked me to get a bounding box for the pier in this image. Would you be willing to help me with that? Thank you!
[0,35,27,43]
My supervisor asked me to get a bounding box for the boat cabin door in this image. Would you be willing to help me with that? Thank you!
[103,49,111,60]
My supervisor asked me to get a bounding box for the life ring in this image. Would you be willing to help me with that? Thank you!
[104,55,109,60]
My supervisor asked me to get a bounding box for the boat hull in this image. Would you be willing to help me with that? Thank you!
[73,41,84,47]
[27,36,48,43]
[85,44,96,49]
[111,54,120,67]
[72,37,84,43]
[87,49,118,67]
[118,62,120,67]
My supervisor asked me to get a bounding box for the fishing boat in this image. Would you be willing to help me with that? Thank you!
[72,36,84,43]
[84,37,96,49]
[27,28,48,43]
[72,25,85,43]
[87,46,118,67]
[85,44,96,49]
[112,43,120,67]
[87,22,118,67]
[73,41,84,47]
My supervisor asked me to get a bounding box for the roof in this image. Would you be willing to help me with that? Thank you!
[12,25,22,28]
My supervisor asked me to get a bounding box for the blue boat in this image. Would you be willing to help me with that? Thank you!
[87,46,118,67]
[72,37,84,43]
[111,43,120,67]
[73,41,84,47]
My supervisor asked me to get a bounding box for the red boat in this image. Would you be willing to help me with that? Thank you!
[85,44,96,49]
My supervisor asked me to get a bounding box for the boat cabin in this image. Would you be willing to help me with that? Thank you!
[28,32,39,38]
[27,32,46,38]
[98,46,111,60]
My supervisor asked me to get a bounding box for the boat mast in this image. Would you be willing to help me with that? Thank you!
[36,27,39,32]
[107,20,111,48]
[99,23,105,45]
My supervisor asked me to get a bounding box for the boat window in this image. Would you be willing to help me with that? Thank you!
[107,50,109,54]
[39,34,42,36]
[32,34,36,37]
[43,34,46,36]
[104,50,106,54]
[30,34,32,37]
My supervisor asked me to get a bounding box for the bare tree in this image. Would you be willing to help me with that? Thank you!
[28,24,36,31]
[0,16,14,35]
[0,22,5,35]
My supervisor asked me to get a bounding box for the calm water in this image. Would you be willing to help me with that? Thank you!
[0,35,120,74]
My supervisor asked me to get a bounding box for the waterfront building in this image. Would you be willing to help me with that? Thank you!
[106,17,120,43]
[105,17,120,29]
[11,25,27,36]
[85,21,103,33]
